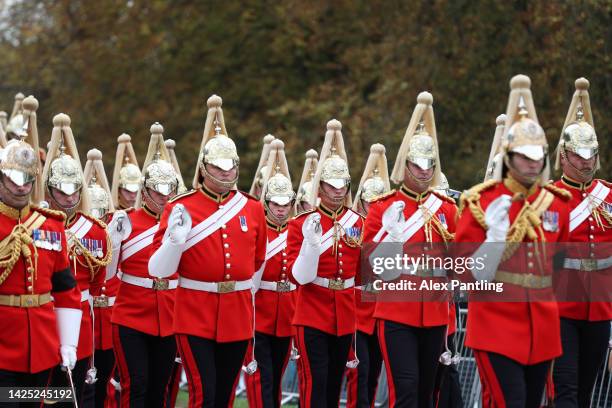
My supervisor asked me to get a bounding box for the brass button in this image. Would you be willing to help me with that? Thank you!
[225,253,230,258]
[527,252,533,258]
[221,225,227,229]
[338,244,343,249]
[27,276,32,282]
[222,234,228,239]
[339,260,343,265]
[339,269,344,274]
[27,267,34,274]
[528,262,533,268]
[338,253,343,257]
[27,285,33,291]
[282,252,286,257]
[282,266,287,271]
[283,259,287,264]
[281,273,286,279]
[226,263,231,269]
[225,274,231,280]
[102,286,106,291]
[589,235,594,239]
[224,243,229,248]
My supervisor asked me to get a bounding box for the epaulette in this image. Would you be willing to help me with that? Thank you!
[370,189,396,203]
[32,205,66,222]
[78,211,108,229]
[543,183,572,201]
[457,179,499,229]
[348,207,366,220]
[291,209,315,220]
[169,189,197,203]
[430,190,457,205]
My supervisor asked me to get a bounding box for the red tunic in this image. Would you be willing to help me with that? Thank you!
[0,204,81,373]
[112,206,176,337]
[454,178,570,365]
[151,188,267,342]
[553,177,612,321]
[287,205,363,337]
[254,220,296,338]
[66,212,109,360]
[90,275,119,350]
[363,187,457,328]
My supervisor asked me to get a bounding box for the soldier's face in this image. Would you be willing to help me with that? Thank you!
[50,187,81,209]
[203,163,237,193]
[268,201,292,222]
[0,175,33,209]
[404,161,434,192]
[319,182,348,208]
[119,188,138,206]
[144,187,172,211]
[561,150,597,182]
[508,153,544,184]
[298,200,313,213]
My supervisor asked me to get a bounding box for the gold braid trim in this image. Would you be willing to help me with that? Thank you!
[0,224,35,286]
[68,233,113,281]
[543,183,572,201]
[458,180,499,229]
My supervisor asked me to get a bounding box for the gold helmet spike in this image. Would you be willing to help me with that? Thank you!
[9,92,24,121]
[83,149,114,219]
[135,122,179,207]
[310,119,352,207]
[484,114,507,182]
[111,133,141,209]
[43,113,90,213]
[164,138,187,193]
[249,134,275,197]
[498,74,550,185]
[390,91,442,186]
[261,139,295,207]
[353,143,390,213]
[555,77,599,171]
[193,94,239,189]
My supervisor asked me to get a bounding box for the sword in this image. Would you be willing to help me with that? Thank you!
[65,367,79,408]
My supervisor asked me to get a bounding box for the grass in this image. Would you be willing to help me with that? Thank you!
[175,391,297,407]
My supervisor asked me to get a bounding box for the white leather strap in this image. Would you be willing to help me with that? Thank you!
[570,181,610,232]
[320,210,360,254]
[121,224,159,262]
[311,276,355,290]
[265,232,287,261]
[119,272,178,290]
[67,216,94,240]
[183,192,248,252]
[178,276,253,293]
[259,280,296,292]
[563,256,612,271]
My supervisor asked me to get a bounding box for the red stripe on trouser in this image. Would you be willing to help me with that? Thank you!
[296,326,313,407]
[176,334,204,408]
[104,364,118,408]
[245,341,265,407]
[163,358,181,408]
[345,364,358,408]
[112,324,131,407]
[474,350,506,408]
[377,320,397,407]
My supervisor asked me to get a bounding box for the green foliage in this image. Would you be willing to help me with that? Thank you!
[1,0,609,190]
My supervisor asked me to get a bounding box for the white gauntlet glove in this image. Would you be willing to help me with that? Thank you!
[105,210,132,280]
[149,205,192,278]
[471,194,512,281]
[292,213,322,285]
[382,201,406,242]
[55,308,83,370]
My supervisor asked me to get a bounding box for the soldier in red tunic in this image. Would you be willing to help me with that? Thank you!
[83,148,119,407]
[107,123,180,407]
[363,92,457,407]
[0,97,82,401]
[455,75,571,408]
[149,95,267,408]
[111,133,141,211]
[345,143,390,408]
[287,119,363,407]
[42,113,112,405]
[551,78,612,408]
[244,139,298,408]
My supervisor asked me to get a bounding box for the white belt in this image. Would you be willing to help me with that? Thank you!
[259,280,296,293]
[80,289,90,302]
[120,272,178,290]
[563,256,612,271]
[402,268,448,278]
[179,277,253,293]
[311,276,355,291]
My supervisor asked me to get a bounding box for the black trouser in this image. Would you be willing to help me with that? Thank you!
[433,334,463,408]
[475,351,550,408]
[378,320,446,408]
[176,334,248,408]
[93,349,115,408]
[113,324,177,408]
[0,368,51,408]
[245,332,292,407]
[295,325,353,408]
[553,318,611,408]
[348,329,383,408]
[48,357,90,407]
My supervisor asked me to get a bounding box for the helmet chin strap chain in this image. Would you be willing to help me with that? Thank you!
[200,164,239,191]
[560,148,596,181]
